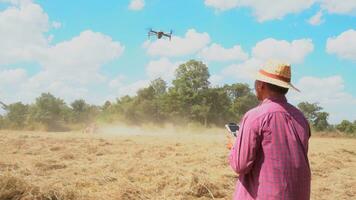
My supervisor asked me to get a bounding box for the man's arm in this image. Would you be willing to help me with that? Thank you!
[229,113,260,175]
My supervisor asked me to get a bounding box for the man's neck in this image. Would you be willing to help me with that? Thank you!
[262,93,286,101]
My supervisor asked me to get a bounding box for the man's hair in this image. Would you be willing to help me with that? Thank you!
[265,82,289,95]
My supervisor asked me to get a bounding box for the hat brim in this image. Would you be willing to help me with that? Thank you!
[255,72,300,92]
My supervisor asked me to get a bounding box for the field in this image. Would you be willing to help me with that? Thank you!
[0,125,355,200]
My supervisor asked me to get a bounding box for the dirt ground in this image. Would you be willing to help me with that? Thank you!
[0,125,355,200]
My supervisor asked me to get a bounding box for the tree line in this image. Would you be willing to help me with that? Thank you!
[0,60,355,135]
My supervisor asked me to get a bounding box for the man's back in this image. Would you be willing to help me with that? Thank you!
[229,96,311,200]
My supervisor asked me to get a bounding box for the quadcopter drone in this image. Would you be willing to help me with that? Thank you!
[148,29,173,40]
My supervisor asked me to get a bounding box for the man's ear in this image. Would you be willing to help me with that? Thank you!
[255,80,262,91]
[259,81,267,91]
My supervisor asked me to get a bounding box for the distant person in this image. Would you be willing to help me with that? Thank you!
[227,60,311,200]
[83,122,98,134]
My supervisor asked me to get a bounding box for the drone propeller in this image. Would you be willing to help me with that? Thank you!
[168,30,174,41]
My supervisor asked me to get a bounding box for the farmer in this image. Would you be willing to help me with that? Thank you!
[227,60,311,200]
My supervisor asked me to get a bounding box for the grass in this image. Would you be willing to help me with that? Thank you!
[0,124,355,200]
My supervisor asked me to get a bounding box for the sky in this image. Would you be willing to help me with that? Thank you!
[0,0,355,123]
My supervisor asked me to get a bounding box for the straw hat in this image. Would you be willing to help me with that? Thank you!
[255,60,300,92]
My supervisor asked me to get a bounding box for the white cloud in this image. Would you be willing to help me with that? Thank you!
[308,10,323,25]
[0,0,49,65]
[146,58,181,82]
[320,0,356,15]
[222,58,263,82]
[0,69,29,103]
[252,38,314,64]
[198,43,248,62]
[204,0,314,22]
[0,2,125,104]
[244,0,315,22]
[109,75,126,89]
[0,68,27,85]
[218,38,314,83]
[326,29,356,61]
[209,74,224,86]
[204,0,356,22]
[204,0,239,11]
[109,78,150,97]
[289,76,356,123]
[52,21,61,29]
[128,0,145,11]
[143,29,211,57]
[39,30,124,84]
[18,30,125,103]
[0,0,33,6]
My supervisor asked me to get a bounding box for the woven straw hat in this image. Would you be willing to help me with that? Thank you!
[255,60,300,92]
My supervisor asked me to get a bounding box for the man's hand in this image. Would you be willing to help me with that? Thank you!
[226,134,235,150]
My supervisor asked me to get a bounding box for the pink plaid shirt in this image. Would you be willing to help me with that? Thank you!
[229,96,311,200]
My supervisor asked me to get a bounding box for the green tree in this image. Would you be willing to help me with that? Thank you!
[70,99,91,123]
[225,84,259,121]
[100,96,134,123]
[224,83,251,100]
[173,60,210,93]
[161,88,184,120]
[189,87,233,126]
[169,60,210,121]
[5,102,29,129]
[132,79,169,123]
[297,102,322,123]
[313,112,330,131]
[150,78,167,96]
[336,120,355,135]
[29,93,69,131]
[102,101,112,111]
[298,102,331,131]
[0,115,4,129]
[191,97,211,127]
[134,86,156,121]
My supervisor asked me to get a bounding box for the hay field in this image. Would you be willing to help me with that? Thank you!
[0,125,355,200]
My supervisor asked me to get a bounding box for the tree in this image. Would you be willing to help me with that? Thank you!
[225,84,259,121]
[231,94,259,121]
[5,102,29,129]
[70,99,91,123]
[102,101,112,111]
[169,60,210,120]
[224,83,251,100]
[0,115,4,129]
[131,79,169,123]
[150,78,167,96]
[173,60,210,93]
[188,87,232,126]
[204,87,231,126]
[313,112,330,131]
[298,102,331,132]
[110,95,139,123]
[29,93,69,131]
[336,120,355,135]
[297,102,322,123]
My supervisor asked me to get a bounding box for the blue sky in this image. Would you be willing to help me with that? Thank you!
[0,0,355,123]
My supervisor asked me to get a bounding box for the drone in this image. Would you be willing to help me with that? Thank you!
[148,29,173,41]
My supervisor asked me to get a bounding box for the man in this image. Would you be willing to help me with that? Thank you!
[228,60,311,200]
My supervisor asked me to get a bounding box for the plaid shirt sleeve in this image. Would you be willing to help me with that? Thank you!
[229,112,261,175]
